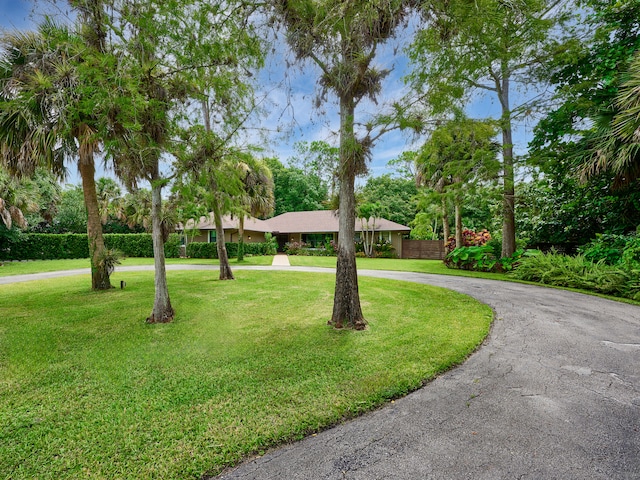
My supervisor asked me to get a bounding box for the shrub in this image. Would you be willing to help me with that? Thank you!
[446,246,538,272]
[510,252,639,298]
[374,241,396,258]
[446,229,491,252]
[284,241,309,255]
[446,246,497,271]
[186,241,268,259]
[0,233,89,260]
[163,234,182,258]
[186,242,218,258]
[104,234,153,258]
[621,236,640,270]
[264,233,278,255]
[578,233,630,265]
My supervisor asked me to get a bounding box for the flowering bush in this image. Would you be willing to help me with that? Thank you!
[284,241,309,255]
[374,241,396,258]
[445,229,491,253]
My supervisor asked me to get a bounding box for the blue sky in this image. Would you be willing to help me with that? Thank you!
[1,1,536,187]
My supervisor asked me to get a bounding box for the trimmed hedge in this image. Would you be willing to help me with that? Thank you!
[0,233,182,260]
[186,241,268,259]
[0,234,270,261]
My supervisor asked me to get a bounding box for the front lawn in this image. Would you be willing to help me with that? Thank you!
[0,255,273,277]
[0,270,492,479]
[288,255,508,280]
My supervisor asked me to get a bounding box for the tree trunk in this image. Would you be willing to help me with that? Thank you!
[441,197,450,246]
[499,72,516,258]
[213,199,234,280]
[146,178,174,323]
[454,198,463,249]
[237,215,245,262]
[330,95,366,330]
[78,150,112,290]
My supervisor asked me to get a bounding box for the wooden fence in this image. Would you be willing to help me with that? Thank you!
[401,239,445,260]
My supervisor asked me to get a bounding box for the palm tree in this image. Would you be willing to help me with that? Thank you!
[583,52,640,187]
[96,177,123,225]
[0,19,115,289]
[416,117,499,250]
[234,155,274,261]
[0,170,39,230]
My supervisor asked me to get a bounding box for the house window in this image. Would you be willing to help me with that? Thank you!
[301,233,333,248]
[209,230,217,243]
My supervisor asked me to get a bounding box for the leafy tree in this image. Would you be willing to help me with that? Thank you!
[290,140,339,197]
[531,0,640,157]
[271,0,413,330]
[53,186,87,234]
[234,155,274,261]
[528,0,640,245]
[409,0,571,256]
[0,16,115,289]
[264,157,329,215]
[387,150,417,180]
[359,174,417,227]
[409,210,438,240]
[416,116,499,249]
[97,0,263,316]
[357,202,387,257]
[583,52,640,186]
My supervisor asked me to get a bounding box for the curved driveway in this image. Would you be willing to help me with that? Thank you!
[3,265,639,479]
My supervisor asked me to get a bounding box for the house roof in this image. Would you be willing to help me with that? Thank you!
[266,210,410,233]
[182,210,410,233]
[183,214,272,233]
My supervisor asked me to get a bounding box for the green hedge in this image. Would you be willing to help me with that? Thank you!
[0,233,182,260]
[0,235,271,261]
[186,241,268,258]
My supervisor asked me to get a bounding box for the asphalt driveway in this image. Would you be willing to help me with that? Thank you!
[3,264,639,479]
[217,266,640,480]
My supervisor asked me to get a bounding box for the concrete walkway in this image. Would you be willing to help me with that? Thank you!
[271,254,290,266]
[2,264,639,479]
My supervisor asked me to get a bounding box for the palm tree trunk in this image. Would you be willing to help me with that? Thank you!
[330,95,366,330]
[454,196,463,250]
[213,198,234,280]
[78,152,112,290]
[237,215,245,262]
[146,178,174,323]
[441,197,450,246]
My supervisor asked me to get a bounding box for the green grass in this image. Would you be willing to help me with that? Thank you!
[0,255,273,277]
[0,270,492,479]
[289,255,508,280]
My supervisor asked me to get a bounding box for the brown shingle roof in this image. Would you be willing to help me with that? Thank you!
[183,214,272,232]
[181,210,410,233]
[266,210,410,233]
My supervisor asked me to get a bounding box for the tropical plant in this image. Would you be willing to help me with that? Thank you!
[416,116,499,250]
[234,155,274,261]
[0,169,40,230]
[510,252,639,298]
[582,51,640,187]
[357,202,388,258]
[0,17,114,289]
[264,232,278,255]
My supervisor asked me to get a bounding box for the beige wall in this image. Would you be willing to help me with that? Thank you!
[390,231,404,257]
[186,230,267,244]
